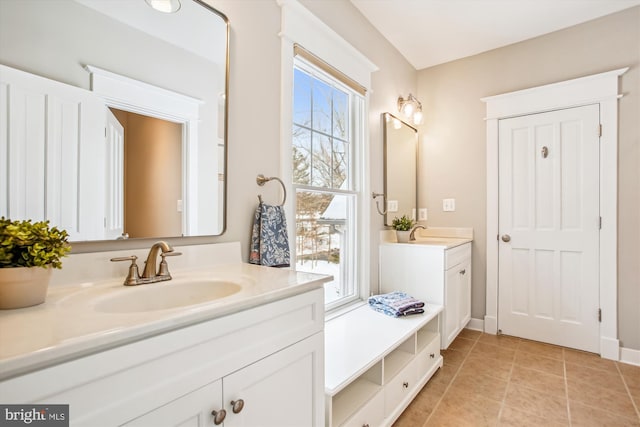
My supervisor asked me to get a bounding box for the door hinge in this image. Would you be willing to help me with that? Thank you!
[598,308,602,322]
[598,124,602,137]
[599,216,602,230]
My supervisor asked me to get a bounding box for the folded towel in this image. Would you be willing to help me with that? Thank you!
[368,291,425,317]
[249,202,290,267]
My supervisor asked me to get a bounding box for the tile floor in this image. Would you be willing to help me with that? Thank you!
[393,329,640,426]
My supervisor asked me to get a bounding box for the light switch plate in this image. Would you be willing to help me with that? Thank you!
[418,208,428,221]
[387,200,398,212]
[443,198,456,212]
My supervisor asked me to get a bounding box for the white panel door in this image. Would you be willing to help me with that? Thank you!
[105,109,124,240]
[498,104,600,353]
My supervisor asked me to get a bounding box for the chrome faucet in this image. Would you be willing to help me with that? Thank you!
[409,225,427,241]
[110,241,182,286]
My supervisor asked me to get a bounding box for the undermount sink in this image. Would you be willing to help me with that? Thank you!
[93,280,242,313]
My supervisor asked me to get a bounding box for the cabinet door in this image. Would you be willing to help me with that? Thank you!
[458,259,472,330]
[223,333,323,427]
[123,379,223,427]
[443,267,460,348]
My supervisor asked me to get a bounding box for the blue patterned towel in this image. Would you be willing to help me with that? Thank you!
[249,202,290,267]
[368,291,425,317]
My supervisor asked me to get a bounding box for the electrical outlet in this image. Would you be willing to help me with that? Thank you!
[443,198,456,212]
[177,199,183,212]
[418,208,428,221]
[411,208,416,220]
[387,200,398,212]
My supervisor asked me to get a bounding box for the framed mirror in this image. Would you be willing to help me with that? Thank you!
[0,0,229,241]
[382,112,418,226]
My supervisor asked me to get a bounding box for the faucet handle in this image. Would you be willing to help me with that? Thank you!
[110,255,141,286]
[158,252,182,277]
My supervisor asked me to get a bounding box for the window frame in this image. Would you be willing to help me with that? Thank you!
[278,0,377,314]
[292,58,365,310]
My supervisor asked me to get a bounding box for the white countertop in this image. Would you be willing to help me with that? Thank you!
[380,227,473,249]
[0,263,330,380]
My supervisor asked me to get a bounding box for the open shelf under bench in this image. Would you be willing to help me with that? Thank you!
[325,303,443,427]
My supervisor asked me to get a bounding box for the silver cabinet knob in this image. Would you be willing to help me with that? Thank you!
[402,382,409,388]
[211,409,226,425]
[501,234,511,242]
[430,353,435,359]
[231,399,245,414]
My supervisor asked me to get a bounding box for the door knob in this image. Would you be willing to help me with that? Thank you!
[501,234,511,242]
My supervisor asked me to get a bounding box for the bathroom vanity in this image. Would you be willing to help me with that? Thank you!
[0,243,329,426]
[379,229,473,349]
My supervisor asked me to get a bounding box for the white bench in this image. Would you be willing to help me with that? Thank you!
[324,303,444,427]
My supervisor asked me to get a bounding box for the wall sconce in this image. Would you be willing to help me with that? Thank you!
[397,94,423,125]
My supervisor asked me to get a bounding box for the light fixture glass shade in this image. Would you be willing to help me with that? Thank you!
[145,0,181,13]
[401,102,414,117]
[413,110,423,125]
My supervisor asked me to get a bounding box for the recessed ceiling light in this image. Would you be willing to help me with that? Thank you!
[145,0,181,14]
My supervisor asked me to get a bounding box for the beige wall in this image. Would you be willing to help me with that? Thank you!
[417,6,640,349]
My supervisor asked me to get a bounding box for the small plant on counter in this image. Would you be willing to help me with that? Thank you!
[391,215,415,231]
[0,217,70,269]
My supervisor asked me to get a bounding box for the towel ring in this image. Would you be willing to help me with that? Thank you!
[256,174,287,206]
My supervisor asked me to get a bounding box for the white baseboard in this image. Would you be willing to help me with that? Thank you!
[483,315,498,334]
[465,318,484,332]
[620,347,640,366]
[600,336,621,360]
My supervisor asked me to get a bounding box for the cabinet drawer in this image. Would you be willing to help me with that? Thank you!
[445,243,471,269]
[342,390,384,427]
[415,337,440,379]
[384,360,417,417]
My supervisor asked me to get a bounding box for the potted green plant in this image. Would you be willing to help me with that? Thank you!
[0,218,70,309]
[391,215,415,243]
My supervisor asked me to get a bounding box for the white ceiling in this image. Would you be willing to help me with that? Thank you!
[350,0,640,70]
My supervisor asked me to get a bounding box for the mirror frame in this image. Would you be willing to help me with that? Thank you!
[382,112,418,227]
[0,0,230,244]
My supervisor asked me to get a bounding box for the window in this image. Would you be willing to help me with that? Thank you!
[292,58,364,309]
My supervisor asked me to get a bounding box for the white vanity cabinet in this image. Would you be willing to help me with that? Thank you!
[380,241,472,349]
[1,288,324,427]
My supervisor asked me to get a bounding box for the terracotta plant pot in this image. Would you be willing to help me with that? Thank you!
[0,266,52,309]
[396,230,411,243]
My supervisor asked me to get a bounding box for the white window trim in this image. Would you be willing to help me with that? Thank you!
[278,0,377,307]
[481,67,628,360]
